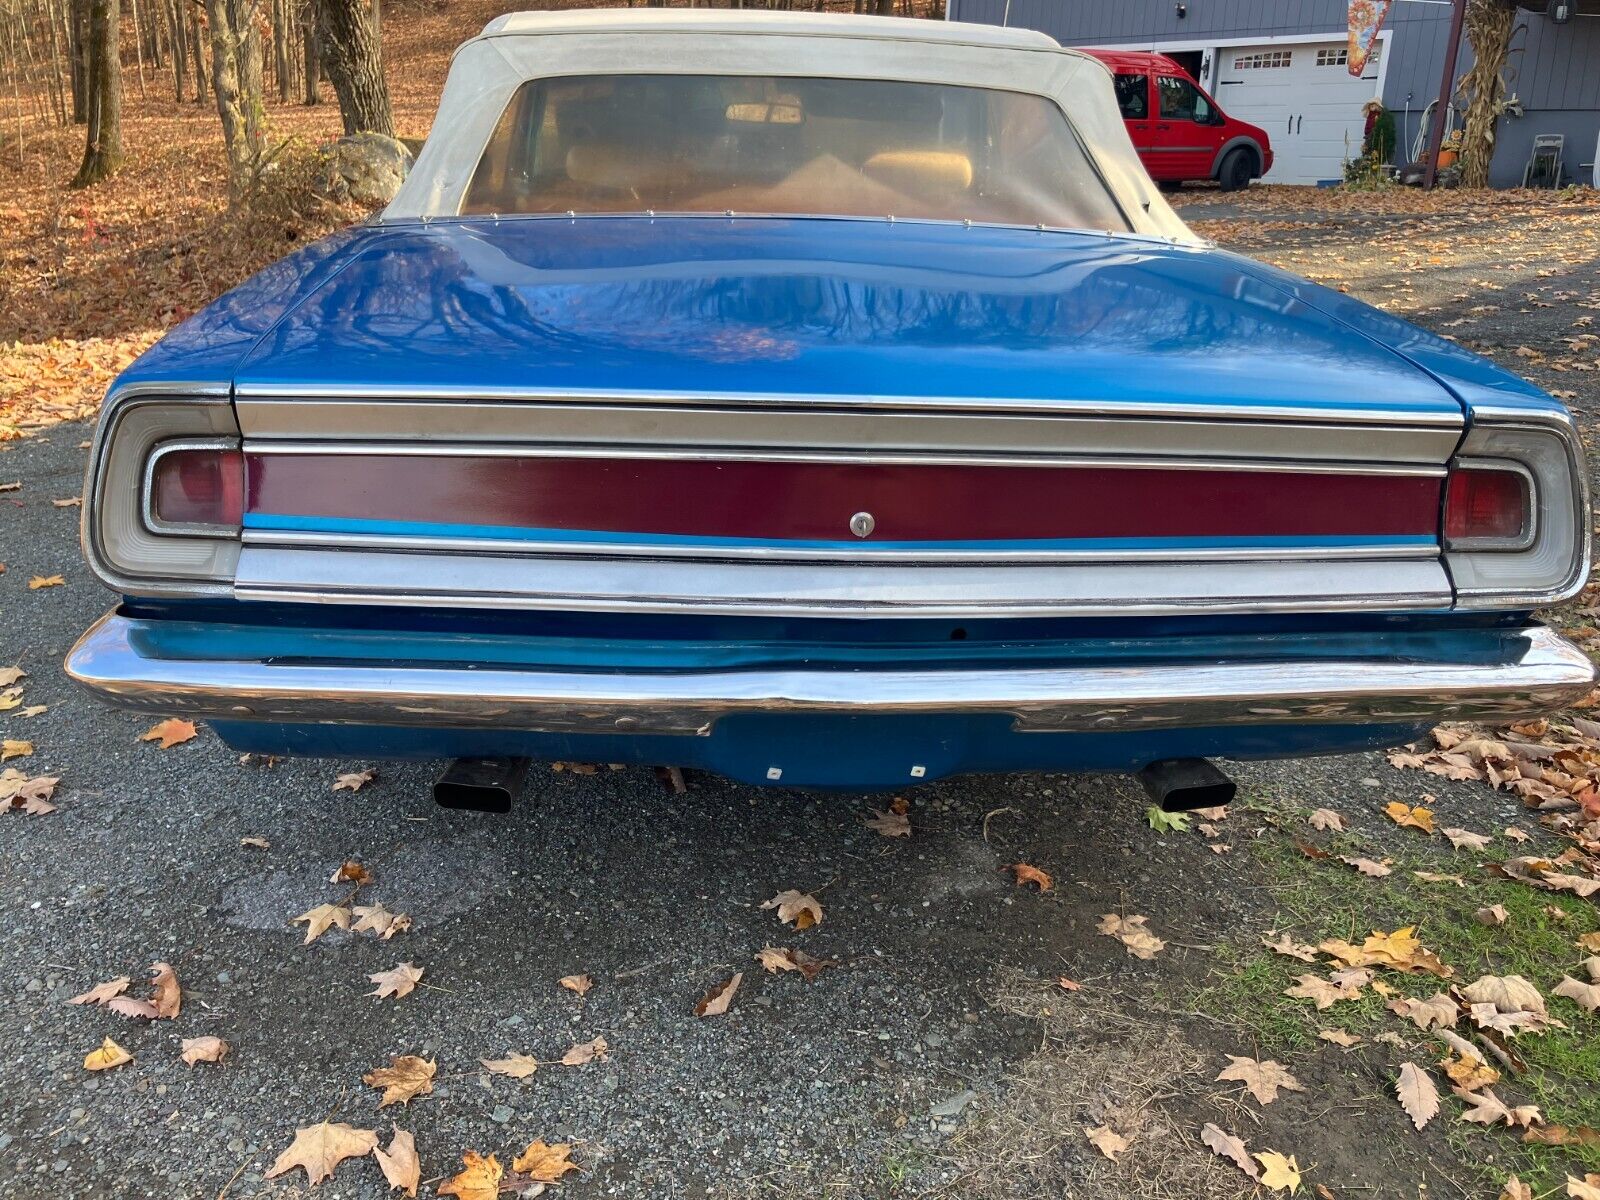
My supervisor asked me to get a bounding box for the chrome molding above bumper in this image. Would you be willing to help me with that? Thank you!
[65,611,1597,737]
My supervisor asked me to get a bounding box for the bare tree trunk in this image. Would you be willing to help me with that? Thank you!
[314,0,391,136]
[128,0,147,97]
[187,3,205,100]
[1459,0,1516,189]
[300,3,318,104]
[204,0,265,202]
[71,0,121,185]
[68,0,87,122]
[167,0,186,99]
[272,0,290,100]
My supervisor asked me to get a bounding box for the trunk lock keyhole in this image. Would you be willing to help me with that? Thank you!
[850,512,876,538]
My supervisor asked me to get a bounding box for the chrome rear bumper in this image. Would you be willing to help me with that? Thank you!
[65,610,1597,736]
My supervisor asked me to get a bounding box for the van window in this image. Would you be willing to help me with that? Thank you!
[1112,74,1148,120]
[461,73,1131,231]
[1157,76,1214,124]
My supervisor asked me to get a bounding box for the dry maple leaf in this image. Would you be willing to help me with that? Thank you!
[374,1126,419,1198]
[1216,1055,1304,1105]
[149,962,181,1019]
[695,971,742,1017]
[559,973,593,997]
[1454,1086,1537,1127]
[331,860,374,886]
[1009,863,1053,891]
[0,667,25,688]
[107,995,159,1020]
[1085,1125,1130,1162]
[293,902,351,944]
[1526,1126,1600,1148]
[0,768,58,814]
[83,1036,132,1071]
[266,1122,380,1187]
[1553,974,1600,1013]
[363,1054,435,1107]
[761,890,823,929]
[352,904,412,940]
[240,835,271,850]
[512,1139,580,1183]
[1341,855,1392,878]
[1199,1122,1258,1180]
[1504,827,1531,843]
[1387,992,1459,1031]
[68,976,130,1006]
[1569,1177,1600,1200]
[1462,974,1562,1035]
[1283,973,1360,1010]
[139,718,196,749]
[1396,1062,1441,1130]
[1309,809,1346,832]
[480,1052,540,1080]
[1261,934,1317,962]
[1097,912,1165,959]
[368,962,424,1001]
[1318,1028,1361,1047]
[1476,905,1509,926]
[753,946,831,982]
[1385,802,1436,834]
[1500,1178,1535,1200]
[1442,1050,1501,1092]
[0,739,32,762]
[1254,1150,1301,1194]
[865,807,911,838]
[1413,871,1466,887]
[181,1036,229,1066]
[561,1036,609,1066]
[333,768,377,792]
[28,575,65,589]
[1443,827,1492,851]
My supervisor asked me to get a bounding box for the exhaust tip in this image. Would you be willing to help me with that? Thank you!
[1136,757,1236,813]
[433,757,530,814]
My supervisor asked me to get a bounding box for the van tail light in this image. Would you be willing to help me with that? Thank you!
[1443,464,1531,549]
[149,446,245,530]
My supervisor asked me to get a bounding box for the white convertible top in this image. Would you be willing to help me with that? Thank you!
[383,8,1194,241]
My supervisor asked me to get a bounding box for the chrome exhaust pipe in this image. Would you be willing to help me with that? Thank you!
[433,757,530,814]
[1136,757,1236,812]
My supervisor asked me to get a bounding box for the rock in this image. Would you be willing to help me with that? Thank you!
[490,1105,513,1125]
[318,133,414,206]
[928,1088,977,1118]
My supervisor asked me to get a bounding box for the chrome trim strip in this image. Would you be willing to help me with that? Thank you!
[232,382,1467,428]
[66,611,1596,735]
[241,528,1439,565]
[232,545,1454,618]
[244,440,1448,477]
[141,437,243,540]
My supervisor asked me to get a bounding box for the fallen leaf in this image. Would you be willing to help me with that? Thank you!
[1386,802,1436,834]
[1200,1122,1258,1179]
[1578,933,1600,953]
[0,739,32,761]
[1504,827,1531,843]
[1500,1178,1534,1200]
[1254,1150,1302,1194]
[68,976,130,1006]
[293,902,351,944]
[761,890,823,928]
[1525,1126,1600,1147]
[107,995,159,1020]
[1455,1086,1527,1126]
[352,904,411,940]
[28,574,64,589]
[0,667,24,688]
[1443,827,1493,851]
[559,973,593,997]
[865,807,911,837]
[148,961,181,1019]
[1318,1028,1361,1047]
[1285,974,1361,1010]
[437,1150,502,1200]
[1009,862,1053,891]
[1569,1176,1600,1200]
[1085,1125,1130,1162]
[512,1139,580,1183]
[1144,806,1191,833]
[1554,975,1600,1013]
[1097,912,1165,959]
[561,1036,609,1066]
[480,1053,540,1079]
[1396,1062,1441,1130]
[52,496,81,508]
[181,1036,229,1066]
[1442,1050,1500,1092]
[83,1036,131,1071]
[240,835,271,850]
[1323,926,1453,978]
[1217,1055,1304,1105]
[363,1055,435,1107]
[1341,855,1392,877]
[1476,905,1509,926]
[333,768,376,792]
[139,718,196,748]
[1462,974,1563,1035]
[753,946,831,981]
[368,962,424,1001]
[1387,992,1459,1031]
[0,768,57,814]
[695,971,742,1017]
[1308,808,1345,832]
[1262,933,1318,962]
[331,860,373,886]
[1413,871,1466,886]
[374,1126,419,1198]
[1056,976,1082,991]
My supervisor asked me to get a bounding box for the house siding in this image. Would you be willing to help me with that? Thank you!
[948,0,1600,187]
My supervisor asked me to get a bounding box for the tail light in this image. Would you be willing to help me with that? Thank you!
[1443,463,1532,549]
[148,445,245,531]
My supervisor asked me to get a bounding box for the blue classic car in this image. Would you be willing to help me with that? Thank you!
[66,11,1595,808]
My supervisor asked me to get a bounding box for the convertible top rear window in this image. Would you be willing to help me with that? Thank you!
[461,73,1131,231]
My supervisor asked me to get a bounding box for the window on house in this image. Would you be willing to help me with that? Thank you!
[1113,73,1149,120]
[1232,51,1292,70]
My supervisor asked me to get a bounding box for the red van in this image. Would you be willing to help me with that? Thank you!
[1082,50,1273,191]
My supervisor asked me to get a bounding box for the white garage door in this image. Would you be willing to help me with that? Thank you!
[1213,40,1382,185]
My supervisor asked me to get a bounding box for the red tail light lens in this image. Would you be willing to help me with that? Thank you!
[1444,465,1530,547]
[149,447,244,529]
